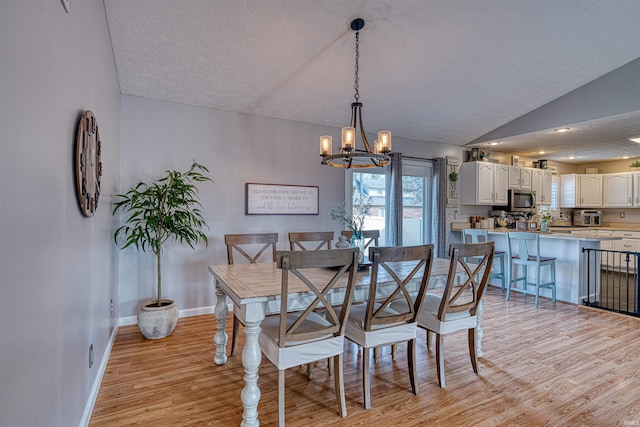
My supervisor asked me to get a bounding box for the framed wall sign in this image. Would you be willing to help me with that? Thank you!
[246,183,319,215]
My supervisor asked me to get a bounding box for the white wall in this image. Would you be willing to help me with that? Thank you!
[0,2,120,426]
[119,96,465,316]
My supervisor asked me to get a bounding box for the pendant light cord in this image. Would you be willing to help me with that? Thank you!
[354,30,360,102]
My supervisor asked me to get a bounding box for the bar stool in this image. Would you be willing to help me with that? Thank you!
[505,231,557,307]
[462,228,506,290]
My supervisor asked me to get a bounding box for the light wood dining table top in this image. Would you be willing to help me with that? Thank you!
[208,257,454,304]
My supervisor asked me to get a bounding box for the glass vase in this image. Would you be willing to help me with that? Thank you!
[540,218,548,232]
[350,237,365,264]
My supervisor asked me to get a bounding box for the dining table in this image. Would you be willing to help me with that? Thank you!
[208,257,482,427]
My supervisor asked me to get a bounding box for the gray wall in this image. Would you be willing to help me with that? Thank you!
[118,95,464,317]
[0,1,120,426]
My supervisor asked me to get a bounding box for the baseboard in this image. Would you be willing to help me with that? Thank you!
[119,304,231,326]
[80,304,230,426]
[79,321,119,427]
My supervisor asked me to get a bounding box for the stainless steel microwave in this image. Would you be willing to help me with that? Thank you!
[505,189,536,213]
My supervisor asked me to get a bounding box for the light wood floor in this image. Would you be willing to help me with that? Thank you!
[90,287,640,426]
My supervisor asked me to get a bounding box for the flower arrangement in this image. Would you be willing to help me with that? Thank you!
[630,160,640,168]
[329,196,372,240]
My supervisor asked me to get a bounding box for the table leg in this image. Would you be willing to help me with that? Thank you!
[214,282,228,366]
[240,319,262,427]
[475,299,484,358]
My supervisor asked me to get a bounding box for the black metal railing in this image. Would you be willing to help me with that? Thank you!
[582,248,640,316]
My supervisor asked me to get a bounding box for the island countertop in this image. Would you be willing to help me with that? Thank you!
[453,228,616,304]
[485,228,621,241]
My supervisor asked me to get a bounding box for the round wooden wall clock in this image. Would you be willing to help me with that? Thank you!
[75,110,102,217]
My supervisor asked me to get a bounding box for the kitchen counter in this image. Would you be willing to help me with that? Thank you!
[453,228,619,305]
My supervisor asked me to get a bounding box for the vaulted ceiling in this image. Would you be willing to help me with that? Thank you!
[104,0,640,163]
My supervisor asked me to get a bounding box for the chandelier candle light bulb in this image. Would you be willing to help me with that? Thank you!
[342,127,355,151]
[320,135,332,156]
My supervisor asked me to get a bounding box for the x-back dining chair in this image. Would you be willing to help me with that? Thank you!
[416,241,494,388]
[259,248,359,426]
[224,232,278,356]
[288,231,334,251]
[348,244,434,409]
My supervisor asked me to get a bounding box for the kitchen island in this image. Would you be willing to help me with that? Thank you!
[470,229,620,304]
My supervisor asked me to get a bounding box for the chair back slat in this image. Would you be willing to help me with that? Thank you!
[437,242,494,320]
[506,231,540,261]
[225,233,278,264]
[341,229,380,251]
[462,228,489,244]
[276,248,358,346]
[364,245,434,331]
[288,231,334,251]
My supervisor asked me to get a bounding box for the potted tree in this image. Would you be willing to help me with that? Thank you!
[113,162,212,339]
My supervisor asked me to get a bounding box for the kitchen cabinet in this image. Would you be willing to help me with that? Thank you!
[633,173,640,207]
[600,230,640,269]
[459,161,508,206]
[560,173,602,208]
[602,173,633,208]
[508,166,532,190]
[531,169,552,206]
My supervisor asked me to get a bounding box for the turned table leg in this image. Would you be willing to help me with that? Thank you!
[476,299,484,358]
[214,282,229,366]
[240,319,262,427]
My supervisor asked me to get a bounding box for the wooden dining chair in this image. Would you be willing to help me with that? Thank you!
[415,241,494,388]
[288,231,334,251]
[341,229,380,251]
[259,248,359,426]
[224,232,278,356]
[347,244,434,409]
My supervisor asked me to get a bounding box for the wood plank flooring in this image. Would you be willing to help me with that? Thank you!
[89,287,640,426]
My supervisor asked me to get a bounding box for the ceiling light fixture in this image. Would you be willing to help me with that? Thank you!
[320,18,391,169]
[554,127,571,133]
[539,151,546,155]
[488,142,500,146]
[629,136,640,143]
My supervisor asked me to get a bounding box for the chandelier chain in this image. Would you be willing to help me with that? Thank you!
[354,30,360,102]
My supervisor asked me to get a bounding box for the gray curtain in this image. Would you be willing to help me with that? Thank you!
[386,153,403,246]
[432,158,447,258]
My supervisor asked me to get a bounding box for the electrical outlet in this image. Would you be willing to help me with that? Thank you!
[89,344,94,369]
[620,212,626,218]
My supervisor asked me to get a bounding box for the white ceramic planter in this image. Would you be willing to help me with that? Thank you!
[137,299,179,339]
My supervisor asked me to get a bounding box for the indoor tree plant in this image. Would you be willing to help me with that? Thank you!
[113,161,212,339]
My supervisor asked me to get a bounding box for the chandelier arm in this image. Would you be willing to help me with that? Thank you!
[357,106,374,154]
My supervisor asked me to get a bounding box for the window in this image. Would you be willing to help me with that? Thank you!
[348,159,433,246]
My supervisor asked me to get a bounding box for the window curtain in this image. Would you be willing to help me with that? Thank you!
[386,153,403,246]
[432,157,447,258]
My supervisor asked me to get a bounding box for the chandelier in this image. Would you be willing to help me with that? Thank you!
[320,18,392,169]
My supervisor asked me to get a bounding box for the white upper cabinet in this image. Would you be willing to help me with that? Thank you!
[508,166,532,190]
[603,173,633,207]
[634,173,640,207]
[531,169,552,206]
[560,173,603,208]
[460,161,508,206]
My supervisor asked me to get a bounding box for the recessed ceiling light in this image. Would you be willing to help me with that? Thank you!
[568,156,576,159]
[488,141,500,146]
[623,156,630,159]
[629,136,640,143]
[539,151,546,155]
[554,127,571,133]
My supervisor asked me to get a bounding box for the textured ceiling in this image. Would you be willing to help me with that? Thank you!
[104,0,640,163]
